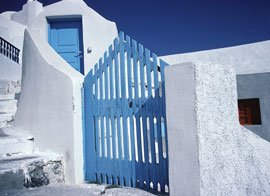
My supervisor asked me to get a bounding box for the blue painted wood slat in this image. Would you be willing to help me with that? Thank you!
[126,35,136,187]
[84,31,169,194]
[120,32,132,186]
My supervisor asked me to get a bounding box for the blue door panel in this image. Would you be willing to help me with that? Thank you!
[59,52,80,71]
[49,19,84,74]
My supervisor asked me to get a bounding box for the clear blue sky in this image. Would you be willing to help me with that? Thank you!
[1,0,270,56]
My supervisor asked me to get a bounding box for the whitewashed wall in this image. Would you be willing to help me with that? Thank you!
[160,41,270,75]
[165,62,270,196]
[14,0,118,75]
[1,0,118,78]
[3,0,119,184]
[0,15,26,68]
[0,55,21,81]
[160,41,270,143]
[14,29,84,184]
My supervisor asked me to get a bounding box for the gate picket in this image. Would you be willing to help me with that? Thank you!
[126,35,136,187]
[84,31,169,193]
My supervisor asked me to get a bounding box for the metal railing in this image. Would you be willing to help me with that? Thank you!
[0,37,20,63]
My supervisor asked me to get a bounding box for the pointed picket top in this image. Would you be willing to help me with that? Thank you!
[84,31,169,192]
[119,31,125,43]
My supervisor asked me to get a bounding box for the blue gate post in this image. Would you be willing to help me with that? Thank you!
[160,59,169,190]
[84,70,96,181]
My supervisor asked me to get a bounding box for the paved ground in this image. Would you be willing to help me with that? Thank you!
[0,183,161,196]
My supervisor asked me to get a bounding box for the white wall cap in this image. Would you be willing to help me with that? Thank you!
[160,40,270,75]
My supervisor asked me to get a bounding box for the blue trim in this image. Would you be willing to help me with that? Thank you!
[47,22,51,44]
[47,17,82,23]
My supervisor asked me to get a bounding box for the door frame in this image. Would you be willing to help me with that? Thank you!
[47,17,84,74]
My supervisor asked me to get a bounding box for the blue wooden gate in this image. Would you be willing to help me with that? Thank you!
[84,32,169,193]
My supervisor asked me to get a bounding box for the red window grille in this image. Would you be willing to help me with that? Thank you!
[238,98,261,125]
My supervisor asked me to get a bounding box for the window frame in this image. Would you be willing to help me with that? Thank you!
[238,98,262,126]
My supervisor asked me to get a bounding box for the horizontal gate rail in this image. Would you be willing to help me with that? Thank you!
[84,31,169,194]
[0,37,20,63]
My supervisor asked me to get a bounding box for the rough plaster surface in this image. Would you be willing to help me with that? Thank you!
[0,154,64,190]
[165,62,270,196]
[195,62,270,195]
[24,157,64,188]
[14,29,84,183]
[160,40,270,142]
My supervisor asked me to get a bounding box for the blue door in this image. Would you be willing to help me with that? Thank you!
[48,18,84,74]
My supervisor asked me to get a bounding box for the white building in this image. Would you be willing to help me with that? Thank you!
[161,41,270,142]
[0,0,269,195]
[1,0,118,185]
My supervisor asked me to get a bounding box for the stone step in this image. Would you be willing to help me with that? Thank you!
[0,93,16,100]
[0,113,13,122]
[0,184,157,196]
[0,153,64,190]
[0,79,21,94]
[0,121,12,128]
[0,113,14,128]
[0,99,17,113]
[0,128,33,156]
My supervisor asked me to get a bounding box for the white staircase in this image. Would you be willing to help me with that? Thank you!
[0,127,34,156]
[0,79,64,191]
[0,79,34,157]
[0,79,20,129]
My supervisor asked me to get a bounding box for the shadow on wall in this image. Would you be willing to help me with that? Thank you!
[237,73,270,142]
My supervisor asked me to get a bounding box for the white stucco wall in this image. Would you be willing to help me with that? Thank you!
[19,0,118,75]
[165,63,200,196]
[160,41,270,142]
[160,41,270,75]
[165,62,270,196]
[0,55,21,81]
[1,0,119,184]
[14,29,84,184]
[0,15,26,65]
[2,0,118,76]
[0,11,16,20]
[11,0,43,26]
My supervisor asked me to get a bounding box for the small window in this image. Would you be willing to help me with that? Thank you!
[238,98,261,125]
